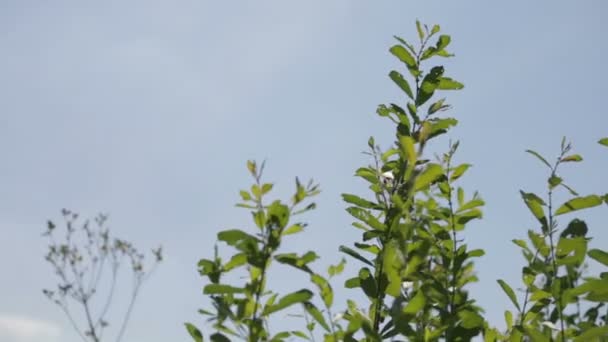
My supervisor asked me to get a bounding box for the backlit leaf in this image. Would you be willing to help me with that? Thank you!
[339,245,374,266]
[525,150,551,169]
[555,195,602,215]
[403,291,426,314]
[497,279,520,311]
[185,323,203,342]
[414,163,444,191]
[588,249,608,267]
[389,70,414,99]
[263,289,313,315]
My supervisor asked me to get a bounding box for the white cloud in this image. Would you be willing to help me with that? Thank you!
[0,314,60,342]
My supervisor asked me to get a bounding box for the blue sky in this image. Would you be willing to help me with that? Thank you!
[1,1,607,341]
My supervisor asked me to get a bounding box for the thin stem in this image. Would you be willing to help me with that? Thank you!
[115,278,142,342]
[82,298,100,342]
[59,302,89,342]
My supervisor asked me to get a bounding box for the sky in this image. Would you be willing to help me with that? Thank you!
[1,1,607,341]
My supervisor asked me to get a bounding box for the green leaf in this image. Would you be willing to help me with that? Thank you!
[185,323,203,342]
[560,218,588,238]
[574,326,608,342]
[389,45,416,68]
[414,163,444,191]
[355,167,379,185]
[599,137,608,147]
[437,77,463,90]
[283,224,304,236]
[261,183,273,195]
[267,201,290,229]
[399,135,417,167]
[457,199,485,213]
[589,249,608,266]
[328,258,346,277]
[403,291,426,314]
[561,154,583,162]
[239,190,252,201]
[416,66,444,106]
[497,279,520,311]
[339,245,374,266]
[468,249,485,258]
[436,35,451,50]
[218,229,259,246]
[520,191,548,229]
[223,253,248,271]
[311,273,333,307]
[203,284,245,295]
[428,98,449,115]
[555,195,603,215]
[416,20,425,41]
[450,163,471,181]
[548,175,562,189]
[389,71,414,99]
[459,310,484,329]
[263,289,313,316]
[346,207,385,231]
[358,267,377,298]
[504,310,513,330]
[210,333,230,342]
[342,194,381,210]
[512,239,529,250]
[431,24,440,35]
[303,302,330,332]
[525,150,552,169]
[275,252,317,273]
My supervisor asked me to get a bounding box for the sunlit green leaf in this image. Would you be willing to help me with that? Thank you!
[588,249,608,267]
[389,70,414,99]
[457,199,485,213]
[342,194,381,210]
[416,20,425,41]
[525,150,552,169]
[339,245,374,266]
[303,302,330,332]
[574,326,608,341]
[599,137,608,147]
[450,163,471,181]
[520,191,548,229]
[204,284,245,295]
[263,289,313,316]
[561,154,583,162]
[223,253,247,271]
[389,45,416,68]
[283,224,304,236]
[328,258,346,277]
[497,279,520,311]
[555,195,602,216]
[358,267,377,298]
[185,323,203,342]
[414,163,443,191]
[403,291,426,314]
[416,66,444,106]
[311,273,333,307]
[437,77,463,90]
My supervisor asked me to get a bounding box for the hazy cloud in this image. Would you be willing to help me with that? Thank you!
[0,314,61,342]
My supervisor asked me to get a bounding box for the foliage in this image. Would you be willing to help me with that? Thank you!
[486,140,608,341]
[42,209,162,342]
[187,22,607,341]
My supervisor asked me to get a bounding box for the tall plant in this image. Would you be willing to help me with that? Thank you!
[338,21,485,340]
[187,22,608,342]
[488,139,608,341]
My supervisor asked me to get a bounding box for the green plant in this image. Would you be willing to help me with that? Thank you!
[42,209,162,342]
[488,139,608,341]
[187,22,608,342]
